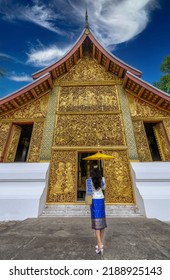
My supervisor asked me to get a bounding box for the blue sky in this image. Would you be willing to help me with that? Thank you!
[0,0,170,98]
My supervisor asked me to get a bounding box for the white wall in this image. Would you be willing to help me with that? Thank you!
[0,163,50,221]
[131,162,170,221]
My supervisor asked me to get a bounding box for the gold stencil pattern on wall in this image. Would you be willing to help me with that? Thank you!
[104,151,134,203]
[0,94,49,119]
[61,54,115,81]
[48,150,76,202]
[133,121,152,161]
[54,114,125,146]
[127,94,169,118]
[59,85,119,112]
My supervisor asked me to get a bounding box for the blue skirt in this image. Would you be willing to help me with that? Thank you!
[91,198,107,230]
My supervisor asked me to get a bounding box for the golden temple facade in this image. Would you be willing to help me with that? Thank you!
[1,26,170,205]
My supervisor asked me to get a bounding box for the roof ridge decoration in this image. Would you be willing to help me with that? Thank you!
[32,25,142,80]
[85,8,89,29]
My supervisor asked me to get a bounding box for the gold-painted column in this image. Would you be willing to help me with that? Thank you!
[117,84,139,160]
[40,86,60,160]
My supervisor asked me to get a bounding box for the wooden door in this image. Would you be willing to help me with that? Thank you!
[4,124,22,162]
[153,122,170,161]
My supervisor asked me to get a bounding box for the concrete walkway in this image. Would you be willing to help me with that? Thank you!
[0,217,170,260]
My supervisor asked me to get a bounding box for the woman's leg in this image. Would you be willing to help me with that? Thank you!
[100,229,105,245]
[95,230,102,248]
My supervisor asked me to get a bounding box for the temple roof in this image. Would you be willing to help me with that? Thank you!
[0,26,170,115]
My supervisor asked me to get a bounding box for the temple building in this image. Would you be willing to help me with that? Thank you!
[0,17,170,221]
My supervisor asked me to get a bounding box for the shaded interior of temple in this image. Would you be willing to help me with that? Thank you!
[144,122,161,161]
[77,152,103,201]
[15,124,33,162]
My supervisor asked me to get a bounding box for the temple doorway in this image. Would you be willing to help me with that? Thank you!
[14,124,33,162]
[144,122,161,161]
[77,152,103,201]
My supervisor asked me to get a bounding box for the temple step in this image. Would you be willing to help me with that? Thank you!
[41,204,142,217]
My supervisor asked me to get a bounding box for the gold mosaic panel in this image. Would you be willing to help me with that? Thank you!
[104,150,134,203]
[40,87,60,160]
[27,121,44,162]
[133,121,152,161]
[117,86,138,160]
[54,114,125,147]
[59,85,119,112]
[127,93,169,118]
[47,150,76,202]
[61,54,115,81]
[0,94,49,119]
[0,122,11,159]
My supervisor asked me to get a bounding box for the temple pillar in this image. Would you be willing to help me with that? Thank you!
[117,83,139,160]
[40,86,60,161]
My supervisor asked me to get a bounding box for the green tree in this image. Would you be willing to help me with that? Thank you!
[153,55,170,94]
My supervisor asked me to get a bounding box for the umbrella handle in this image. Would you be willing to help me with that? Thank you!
[98,159,100,170]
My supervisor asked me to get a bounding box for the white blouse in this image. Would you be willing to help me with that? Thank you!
[92,177,106,199]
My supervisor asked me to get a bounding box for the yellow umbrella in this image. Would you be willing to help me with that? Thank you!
[83,151,114,169]
[83,151,114,161]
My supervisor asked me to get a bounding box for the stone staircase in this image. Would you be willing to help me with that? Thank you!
[41,204,142,217]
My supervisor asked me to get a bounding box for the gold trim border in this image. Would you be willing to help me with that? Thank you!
[52,146,127,151]
[55,80,116,86]
[56,111,121,115]
[46,202,135,205]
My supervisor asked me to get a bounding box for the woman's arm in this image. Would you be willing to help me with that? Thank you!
[101,177,106,190]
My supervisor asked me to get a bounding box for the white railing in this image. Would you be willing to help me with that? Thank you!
[131,162,170,221]
[0,163,50,221]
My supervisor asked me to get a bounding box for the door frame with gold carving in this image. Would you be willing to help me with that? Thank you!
[3,124,22,162]
[153,122,170,161]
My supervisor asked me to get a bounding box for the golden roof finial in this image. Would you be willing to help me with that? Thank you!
[85,8,89,29]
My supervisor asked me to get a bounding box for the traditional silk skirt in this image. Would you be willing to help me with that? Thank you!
[91,198,107,230]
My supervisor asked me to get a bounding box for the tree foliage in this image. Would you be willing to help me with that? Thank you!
[153,55,170,93]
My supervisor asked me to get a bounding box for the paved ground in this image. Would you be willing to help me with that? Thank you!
[0,217,170,260]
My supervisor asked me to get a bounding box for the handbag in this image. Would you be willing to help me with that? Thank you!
[85,194,92,205]
[85,177,93,205]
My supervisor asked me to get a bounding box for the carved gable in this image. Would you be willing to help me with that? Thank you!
[60,54,115,81]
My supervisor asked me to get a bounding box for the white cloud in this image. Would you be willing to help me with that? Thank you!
[8,72,33,82]
[26,44,70,67]
[0,0,64,35]
[68,0,159,48]
[0,0,159,50]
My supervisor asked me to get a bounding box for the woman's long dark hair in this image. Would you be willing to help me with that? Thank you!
[90,167,102,190]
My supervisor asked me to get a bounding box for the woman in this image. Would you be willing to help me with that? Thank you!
[90,166,107,255]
